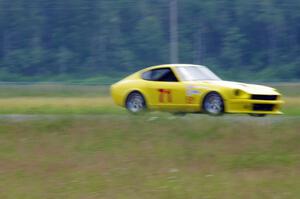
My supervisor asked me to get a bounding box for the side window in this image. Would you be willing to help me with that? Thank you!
[142,68,178,82]
[141,70,152,80]
[142,70,152,80]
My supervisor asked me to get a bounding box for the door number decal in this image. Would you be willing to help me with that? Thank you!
[158,89,172,103]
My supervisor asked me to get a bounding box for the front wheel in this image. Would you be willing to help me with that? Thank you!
[125,92,146,114]
[203,92,224,116]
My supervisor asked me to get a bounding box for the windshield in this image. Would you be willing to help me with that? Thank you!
[175,65,221,81]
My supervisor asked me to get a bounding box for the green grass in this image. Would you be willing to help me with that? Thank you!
[0,97,124,114]
[0,83,297,115]
[0,116,300,199]
[270,83,300,97]
[0,83,299,199]
[0,84,109,97]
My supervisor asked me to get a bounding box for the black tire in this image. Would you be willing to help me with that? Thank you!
[125,92,146,114]
[202,92,224,116]
[249,113,266,117]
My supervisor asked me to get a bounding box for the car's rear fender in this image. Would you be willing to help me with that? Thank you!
[123,89,147,106]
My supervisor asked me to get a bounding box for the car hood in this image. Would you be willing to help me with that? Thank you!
[195,80,279,95]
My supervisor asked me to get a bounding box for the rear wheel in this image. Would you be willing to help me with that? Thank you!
[125,92,146,114]
[203,92,224,116]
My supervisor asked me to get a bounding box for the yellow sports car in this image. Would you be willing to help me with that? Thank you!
[111,64,283,116]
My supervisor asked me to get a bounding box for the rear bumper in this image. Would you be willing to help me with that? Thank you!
[225,99,284,114]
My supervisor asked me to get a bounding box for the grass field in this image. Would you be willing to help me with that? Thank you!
[0,83,299,199]
[0,83,298,115]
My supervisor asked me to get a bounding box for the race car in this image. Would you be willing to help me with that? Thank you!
[111,64,283,116]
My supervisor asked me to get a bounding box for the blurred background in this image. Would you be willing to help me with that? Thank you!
[1,1,300,199]
[0,0,299,82]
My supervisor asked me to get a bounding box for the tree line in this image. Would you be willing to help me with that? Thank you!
[0,0,299,81]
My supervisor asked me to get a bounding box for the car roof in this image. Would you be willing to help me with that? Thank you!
[144,64,207,70]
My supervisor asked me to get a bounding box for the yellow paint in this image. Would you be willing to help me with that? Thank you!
[111,64,283,115]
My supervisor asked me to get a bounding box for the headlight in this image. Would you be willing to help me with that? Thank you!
[233,89,249,98]
[234,89,241,96]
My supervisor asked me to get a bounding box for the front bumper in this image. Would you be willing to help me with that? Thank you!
[226,99,284,115]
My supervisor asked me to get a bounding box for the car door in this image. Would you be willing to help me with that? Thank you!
[141,67,186,110]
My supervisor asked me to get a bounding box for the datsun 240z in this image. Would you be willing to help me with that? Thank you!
[111,64,283,116]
